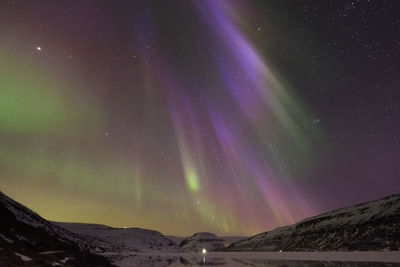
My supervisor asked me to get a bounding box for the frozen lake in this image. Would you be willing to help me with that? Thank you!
[103,251,400,266]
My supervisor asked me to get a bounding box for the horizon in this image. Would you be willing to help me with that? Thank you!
[2,189,398,237]
[1,0,399,237]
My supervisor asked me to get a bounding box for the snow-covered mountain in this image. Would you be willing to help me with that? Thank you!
[167,235,245,248]
[228,194,400,251]
[0,190,113,266]
[54,222,181,252]
[179,232,225,251]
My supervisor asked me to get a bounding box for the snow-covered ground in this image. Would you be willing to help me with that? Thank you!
[103,251,400,266]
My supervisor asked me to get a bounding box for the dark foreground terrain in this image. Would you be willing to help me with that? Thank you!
[0,191,113,266]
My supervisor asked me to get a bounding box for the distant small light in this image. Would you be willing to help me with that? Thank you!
[123,226,127,229]
[279,249,283,253]
[201,248,207,255]
[36,46,41,51]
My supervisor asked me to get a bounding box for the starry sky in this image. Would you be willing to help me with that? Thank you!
[1,0,399,236]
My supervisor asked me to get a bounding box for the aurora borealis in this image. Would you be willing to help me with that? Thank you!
[1,1,399,236]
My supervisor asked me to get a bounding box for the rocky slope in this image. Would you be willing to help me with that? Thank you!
[0,190,113,266]
[179,232,225,251]
[228,194,400,251]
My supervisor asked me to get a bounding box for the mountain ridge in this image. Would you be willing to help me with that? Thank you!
[54,221,181,252]
[227,193,400,251]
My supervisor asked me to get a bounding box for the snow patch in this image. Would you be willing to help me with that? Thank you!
[14,252,32,261]
[39,251,65,255]
[16,234,29,242]
[60,257,72,263]
[0,233,14,244]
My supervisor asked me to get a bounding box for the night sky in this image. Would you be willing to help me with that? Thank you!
[1,0,399,236]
